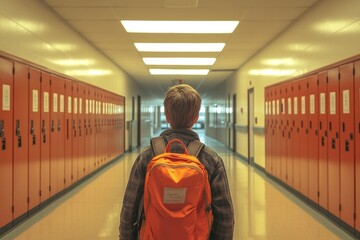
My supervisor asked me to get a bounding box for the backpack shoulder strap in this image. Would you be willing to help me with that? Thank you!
[187,140,205,157]
[150,137,166,156]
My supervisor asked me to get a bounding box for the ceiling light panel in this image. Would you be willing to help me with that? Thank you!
[134,43,225,52]
[143,57,216,65]
[121,20,239,33]
[149,69,209,75]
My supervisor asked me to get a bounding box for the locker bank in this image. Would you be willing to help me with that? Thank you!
[1,0,360,239]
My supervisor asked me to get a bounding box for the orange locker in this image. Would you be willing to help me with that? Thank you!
[77,83,86,178]
[64,79,73,188]
[40,71,51,203]
[273,86,281,179]
[339,63,355,226]
[50,75,65,196]
[265,88,271,172]
[269,88,275,175]
[327,67,340,218]
[285,83,293,187]
[318,71,329,210]
[95,90,100,167]
[72,82,79,182]
[13,62,29,220]
[299,77,309,197]
[28,68,41,211]
[120,96,125,154]
[355,60,360,231]
[0,58,14,229]
[279,85,287,183]
[292,80,301,192]
[307,74,319,204]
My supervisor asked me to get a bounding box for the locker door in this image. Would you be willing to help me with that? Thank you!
[274,86,280,179]
[120,96,125,154]
[292,80,301,192]
[327,67,340,218]
[269,88,275,175]
[299,77,309,197]
[50,75,58,196]
[286,83,293,187]
[280,85,287,183]
[13,62,29,219]
[64,79,72,188]
[77,83,85,178]
[28,68,41,211]
[95,90,100,167]
[84,86,91,174]
[72,82,79,182]
[58,79,65,192]
[40,71,51,203]
[265,88,271,173]
[308,74,319,204]
[90,88,96,170]
[0,58,14,228]
[50,75,65,195]
[355,60,360,231]
[318,71,329,210]
[339,63,355,226]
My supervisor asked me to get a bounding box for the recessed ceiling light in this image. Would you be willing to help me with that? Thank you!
[149,69,209,75]
[143,58,216,65]
[121,20,239,33]
[134,43,225,52]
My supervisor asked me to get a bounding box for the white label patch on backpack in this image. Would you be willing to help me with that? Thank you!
[163,188,187,204]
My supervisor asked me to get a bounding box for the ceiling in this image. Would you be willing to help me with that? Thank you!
[43,0,319,96]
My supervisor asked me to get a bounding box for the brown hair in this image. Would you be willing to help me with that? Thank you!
[164,84,201,129]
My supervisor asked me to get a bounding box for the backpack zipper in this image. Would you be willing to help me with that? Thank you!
[149,163,204,175]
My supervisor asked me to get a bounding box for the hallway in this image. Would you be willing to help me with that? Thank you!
[0,131,355,240]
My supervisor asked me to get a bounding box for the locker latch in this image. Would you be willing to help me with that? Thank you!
[58,120,61,132]
[345,140,349,152]
[332,139,336,149]
[42,120,46,143]
[15,120,22,148]
[73,120,76,138]
[321,136,325,146]
[51,120,55,132]
[78,120,81,137]
[30,120,35,145]
[350,133,354,141]
[0,120,5,150]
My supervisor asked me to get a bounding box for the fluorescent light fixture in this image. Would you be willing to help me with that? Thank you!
[65,69,112,76]
[143,58,216,65]
[134,43,225,52]
[149,69,209,75]
[249,69,296,76]
[262,58,294,66]
[52,59,95,66]
[121,20,239,33]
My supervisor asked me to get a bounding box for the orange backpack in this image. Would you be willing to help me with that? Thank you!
[139,138,213,240]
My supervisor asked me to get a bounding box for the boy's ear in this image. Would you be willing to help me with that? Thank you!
[193,114,199,124]
[166,115,170,123]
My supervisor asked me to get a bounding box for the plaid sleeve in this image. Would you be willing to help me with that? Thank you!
[119,147,151,240]
[209,155,235,240]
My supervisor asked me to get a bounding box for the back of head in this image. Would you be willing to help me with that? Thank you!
[164,84,201,129]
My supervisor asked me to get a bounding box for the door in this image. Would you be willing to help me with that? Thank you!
[248,88,254,165]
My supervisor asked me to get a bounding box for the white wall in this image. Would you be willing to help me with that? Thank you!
[207,0,360,168]
[0,0,149,151]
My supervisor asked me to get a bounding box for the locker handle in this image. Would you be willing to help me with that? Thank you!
[350,133,354,140]
[0,120,5,150]
[66,119,69,140]
[345,140,349,152]
[321,137,325,146]
[42,120,45,134]
[51,120,55,132]
[73,120,76,138]
[310,121,312,129]
[58,120,61,132]
[79,125,81,137]
[329,122,332,131]
[15,120,21,136]
[332,139,336,149]
[342,122,345,132]
[30,120,34,135]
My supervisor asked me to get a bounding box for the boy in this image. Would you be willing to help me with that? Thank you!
[119,84,234,239]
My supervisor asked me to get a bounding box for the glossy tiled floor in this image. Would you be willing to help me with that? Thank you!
[0,130,356,240]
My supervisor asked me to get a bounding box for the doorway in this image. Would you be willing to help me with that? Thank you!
[247,88,254,165]
[232,93,237,152]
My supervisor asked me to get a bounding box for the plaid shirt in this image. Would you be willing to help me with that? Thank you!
[119,129,234,240]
